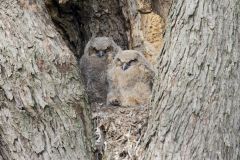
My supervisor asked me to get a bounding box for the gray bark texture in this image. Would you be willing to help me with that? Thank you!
[141,0,240,159]
[0,1,93,160]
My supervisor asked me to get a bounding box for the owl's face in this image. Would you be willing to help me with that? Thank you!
[115,50,140,71]
[88,37,116,59]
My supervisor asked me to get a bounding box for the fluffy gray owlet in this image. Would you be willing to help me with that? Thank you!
[80,37,121,105]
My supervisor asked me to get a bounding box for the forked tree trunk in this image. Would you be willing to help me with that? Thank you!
[0,1,93,159]
[1,0,239,160]
[141,0,240,159]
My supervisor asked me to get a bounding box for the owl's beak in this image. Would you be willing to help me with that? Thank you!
[122,63,129,70]
[96,50,105,57]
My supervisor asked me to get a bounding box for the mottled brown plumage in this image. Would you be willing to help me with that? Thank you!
[107,50,155,107]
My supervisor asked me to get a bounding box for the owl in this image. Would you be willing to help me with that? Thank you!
[107,50,155,107]
[80,37,121,105]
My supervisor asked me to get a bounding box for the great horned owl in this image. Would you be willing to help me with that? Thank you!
[107,50,155,107]
[80,37,121,104]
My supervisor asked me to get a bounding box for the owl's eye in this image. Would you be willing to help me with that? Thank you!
[129,59,138,64]
[106,46,112,52]
[121,59,138,71]
[116,58,122,66]
[89,47,97,56]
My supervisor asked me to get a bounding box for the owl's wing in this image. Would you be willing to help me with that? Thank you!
[106,65,119,92]
[106,67,121,106]
[79,54,93,84]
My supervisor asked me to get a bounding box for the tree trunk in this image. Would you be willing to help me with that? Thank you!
[0,1,93,159]
[141,0,240,159]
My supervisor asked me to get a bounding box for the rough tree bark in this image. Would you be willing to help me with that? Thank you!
[141,0,240,159]
[0,1,93,160]
[3,0,238,160]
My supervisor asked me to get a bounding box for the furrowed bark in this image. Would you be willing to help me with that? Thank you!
[142,0,240,159]
[0,1,93,159]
